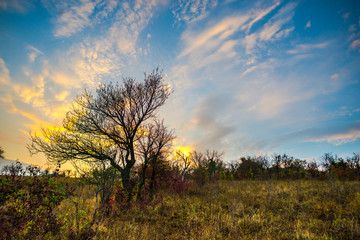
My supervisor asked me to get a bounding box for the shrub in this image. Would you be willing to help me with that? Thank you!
[0,163,73,239]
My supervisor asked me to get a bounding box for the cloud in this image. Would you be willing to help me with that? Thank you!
[60,0,166,83]
[0,0,167,132]
[0,58,10,85]
[259,3,296,41]
[179,14,250,58]
[308,128,360,145]
[172,0,218,23]
[237,76,314,120]
[168,1,301,155]
[189,94,236,151]
[350,39,360,49]
[242,2,296,53]
[0,0,33,13]
[331,73,339,80]
[349,24,357,32]
[305,20,311,29]
[27,45,43,63]
[342,12,350,20]
[244,1,281,33]
[54,0,96,37]
[286,42,329,54]
[177,1,296,70]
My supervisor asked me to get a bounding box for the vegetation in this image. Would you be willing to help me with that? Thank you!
[0,145,5,158]
[1,152,360,239]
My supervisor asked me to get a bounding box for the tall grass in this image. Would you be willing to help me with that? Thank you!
[53,180,360,239]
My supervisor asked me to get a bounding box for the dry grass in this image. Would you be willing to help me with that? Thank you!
[54,180,360,240]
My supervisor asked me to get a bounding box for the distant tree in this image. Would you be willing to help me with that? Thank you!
[204,150,224,179]
[192,151,205,169]
[175,150,192,181]
[28,69,172,200]
[350,153,360,176]
[306,160,320,179]
[271,154,283,178]
[237,156,262,179]
[0,145,4,158]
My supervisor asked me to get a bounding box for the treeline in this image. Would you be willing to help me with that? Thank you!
[181,151,360,183]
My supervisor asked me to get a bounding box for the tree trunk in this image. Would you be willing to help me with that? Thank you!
[149,161,156,200]
[136,159,148,201]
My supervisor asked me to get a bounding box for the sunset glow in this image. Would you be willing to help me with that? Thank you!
[0,0,359,168]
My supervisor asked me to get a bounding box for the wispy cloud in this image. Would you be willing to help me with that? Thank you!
[0,58,10,85]
[168,1,301,155]
[189,94,235,151]
[0,0,33,13]
[0,0,167,134]
[53,0,96,37]
[350,39,360,49]
[242,2,296,53]
[308,128,360,145]
[172,0,218,23]
[331,73,339,80]
[286,42,329,54]
[27,45,43,63]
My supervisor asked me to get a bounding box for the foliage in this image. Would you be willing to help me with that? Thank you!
[0,162,73,239]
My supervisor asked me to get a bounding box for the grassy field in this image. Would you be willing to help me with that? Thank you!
[54,180,360,240]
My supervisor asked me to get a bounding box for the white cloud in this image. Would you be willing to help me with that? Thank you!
[1,0,166,128]
[241,2,296,53]
[244,1,280,33]
[236,75,315,120]
[27,45,43,63]
[259,2,296,40]
[54,0,96,37]
[172,0,218,23]
[286,42,329,54]
[179,14,250,58]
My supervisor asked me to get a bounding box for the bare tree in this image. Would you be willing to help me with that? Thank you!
[175,150,192,181]
[136,120,174,201]
[28,69,172,198]
[192,151,205,168]
[204,150,224,179]
[0,145,4,159]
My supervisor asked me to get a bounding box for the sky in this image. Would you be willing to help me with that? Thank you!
[0,0,359,168]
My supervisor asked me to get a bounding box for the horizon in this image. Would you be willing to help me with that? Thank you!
[0,0,359,169]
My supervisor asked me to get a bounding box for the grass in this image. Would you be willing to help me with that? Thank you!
[54,180,360,239]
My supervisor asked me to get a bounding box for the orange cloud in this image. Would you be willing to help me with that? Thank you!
[351,39,360,49]
[308,129,360,145]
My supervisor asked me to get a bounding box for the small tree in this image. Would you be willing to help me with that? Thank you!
[175,150,192,181]
[28,69,172,200]
[136,120,174,201]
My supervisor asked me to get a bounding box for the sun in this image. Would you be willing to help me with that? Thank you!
[173,145,194,158]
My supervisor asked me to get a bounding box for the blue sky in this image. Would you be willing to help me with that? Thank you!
[0,0,359,167]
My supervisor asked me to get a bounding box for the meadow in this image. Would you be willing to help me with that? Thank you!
[20,179,360,240]
[2,153,360,240]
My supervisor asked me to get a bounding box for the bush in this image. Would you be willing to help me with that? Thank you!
[0,163,73,239]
